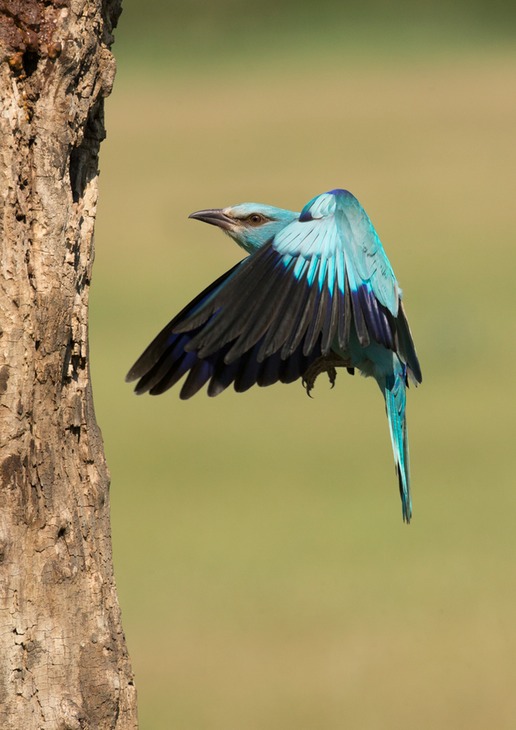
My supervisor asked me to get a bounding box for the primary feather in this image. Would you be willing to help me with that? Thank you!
[127,189,422,522]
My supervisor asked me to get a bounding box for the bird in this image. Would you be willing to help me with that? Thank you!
[126,189,422,522]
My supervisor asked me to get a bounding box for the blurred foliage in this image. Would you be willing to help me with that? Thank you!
[114,0,515,70]
[92,8,516,730]
[117,0,515,36]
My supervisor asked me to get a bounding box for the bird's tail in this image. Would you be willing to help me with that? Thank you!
[381,362,412,523]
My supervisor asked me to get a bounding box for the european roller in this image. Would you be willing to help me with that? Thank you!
[127,189,422,522]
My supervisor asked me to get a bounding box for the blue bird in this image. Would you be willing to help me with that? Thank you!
[127,189,422,522]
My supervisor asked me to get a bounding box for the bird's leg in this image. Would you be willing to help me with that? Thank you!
[302,354,352,397]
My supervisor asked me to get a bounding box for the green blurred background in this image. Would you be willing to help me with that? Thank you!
[91,2,516,728]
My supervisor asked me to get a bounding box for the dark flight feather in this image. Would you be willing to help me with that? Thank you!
[127,239,419,398]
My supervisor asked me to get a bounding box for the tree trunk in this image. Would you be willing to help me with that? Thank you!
[0,2,137,727]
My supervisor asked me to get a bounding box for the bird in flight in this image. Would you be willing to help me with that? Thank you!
[127,189,422,522]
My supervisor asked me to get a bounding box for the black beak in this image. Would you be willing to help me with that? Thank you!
[188,208,235,231]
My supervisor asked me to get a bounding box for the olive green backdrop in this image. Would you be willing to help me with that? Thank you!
[91,4,516,728]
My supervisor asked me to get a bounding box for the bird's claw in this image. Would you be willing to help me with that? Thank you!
[302,356,348,397]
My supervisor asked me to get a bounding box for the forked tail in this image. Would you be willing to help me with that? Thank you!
[382,363,412,523]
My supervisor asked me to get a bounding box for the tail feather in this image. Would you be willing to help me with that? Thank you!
[382,363,412,523]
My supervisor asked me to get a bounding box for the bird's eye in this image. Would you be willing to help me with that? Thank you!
[246,214,266,226]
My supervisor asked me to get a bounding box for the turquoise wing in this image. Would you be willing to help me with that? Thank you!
[130,189,421,397]
[176,190,420,379]
[272,189,400,353]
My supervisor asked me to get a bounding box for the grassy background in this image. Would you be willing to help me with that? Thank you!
[91,5,516,728]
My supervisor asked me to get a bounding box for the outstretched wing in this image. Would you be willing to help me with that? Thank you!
[175,190,420,372]
[126,260,322,399]
[127,189,421,398]
[329,188,422,382]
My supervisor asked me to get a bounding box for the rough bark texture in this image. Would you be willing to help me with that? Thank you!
[0,1,138,727]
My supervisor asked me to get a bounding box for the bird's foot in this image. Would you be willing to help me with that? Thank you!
[302,355,351,397]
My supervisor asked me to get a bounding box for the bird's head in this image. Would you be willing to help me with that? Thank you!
[189,202,298,254]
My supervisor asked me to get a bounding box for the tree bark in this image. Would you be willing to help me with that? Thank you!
[0,2,137,727]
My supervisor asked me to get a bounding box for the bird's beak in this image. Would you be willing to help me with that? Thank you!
[188,208,235,231]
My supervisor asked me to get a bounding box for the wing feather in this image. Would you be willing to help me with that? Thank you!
[395,301,422,384]
[127,189,421,398]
